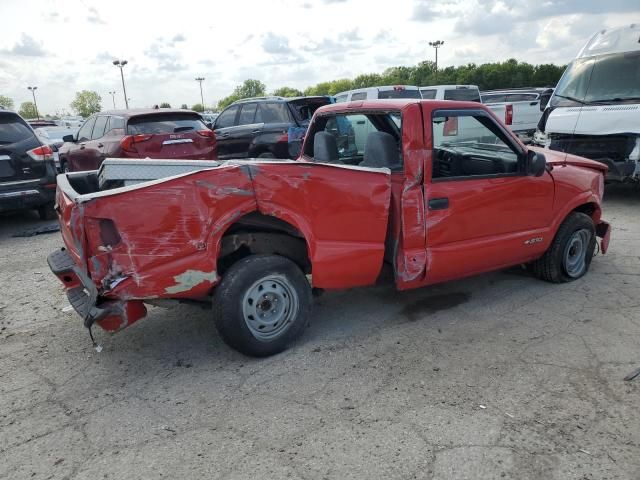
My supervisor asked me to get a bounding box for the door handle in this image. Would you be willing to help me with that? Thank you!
[529,101,538,106]
[251,129,261,134]
[79,144,85,150]
[97,143,104,148]
[221,133,230,137]
[428,197,449,210]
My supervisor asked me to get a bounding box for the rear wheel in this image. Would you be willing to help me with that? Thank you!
[531,212,596,283]
[212,254,312,357]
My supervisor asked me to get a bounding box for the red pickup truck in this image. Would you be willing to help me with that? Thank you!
[48,100,611,356]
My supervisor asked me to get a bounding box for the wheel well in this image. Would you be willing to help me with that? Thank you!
[217,212,310,275]
[572,202,599,220]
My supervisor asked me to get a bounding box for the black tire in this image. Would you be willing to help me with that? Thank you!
[37,203,57,221]
[531,212,596,283]
[212,254,312,357]
[257,152,276,159]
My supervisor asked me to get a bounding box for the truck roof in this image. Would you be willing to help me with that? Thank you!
[577,23,640,59]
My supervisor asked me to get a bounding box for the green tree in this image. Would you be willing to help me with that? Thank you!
[18,101,37,119]
[191,103,204,112]
[180,103,188,109]
[0,95,14,109]
[235,79,266,98]
[272,86,303,97]
[70,90,101,117]
[159,102,171,108]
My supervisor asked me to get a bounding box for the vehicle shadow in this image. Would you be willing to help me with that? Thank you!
[604,183,640,204]
[0,210,53,239]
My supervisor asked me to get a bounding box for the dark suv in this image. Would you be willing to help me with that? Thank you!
[58,109,217,172]
[213,96,332,159]
[0,109,57,219]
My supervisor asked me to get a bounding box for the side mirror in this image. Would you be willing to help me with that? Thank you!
[205,121,213,129]
[527,150,546,177]
[62,134,75,143]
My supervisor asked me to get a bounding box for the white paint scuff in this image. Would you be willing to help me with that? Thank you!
[164,269,219,294]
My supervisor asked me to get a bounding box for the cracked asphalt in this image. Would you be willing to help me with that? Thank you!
[1,184,639,480]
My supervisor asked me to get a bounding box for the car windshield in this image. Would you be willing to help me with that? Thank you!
[128,114,207,134]
[552,51,640,106]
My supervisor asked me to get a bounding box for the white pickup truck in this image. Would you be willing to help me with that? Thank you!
[419,85,520,139]
[481,88,553,143]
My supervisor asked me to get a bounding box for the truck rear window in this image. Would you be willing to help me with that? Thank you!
[127,114,206,134]
[378,89,422,99]
[444,89,481,102]
[0,115,34,144]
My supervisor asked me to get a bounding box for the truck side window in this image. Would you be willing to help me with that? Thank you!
[304,112,403,170]
[350,92,367,101]
[431,112,520,180]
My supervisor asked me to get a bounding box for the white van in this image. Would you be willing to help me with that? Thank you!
[334,85,422,103]
[536,24,640,181]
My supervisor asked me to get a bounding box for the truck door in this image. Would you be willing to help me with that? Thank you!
[419,104,554,285]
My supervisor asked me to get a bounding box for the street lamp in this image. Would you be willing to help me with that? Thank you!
[428,40,444,82]
[108,91,116,109]
[112,60,129,109]
[27,86,40,120]
[195,77,205,111]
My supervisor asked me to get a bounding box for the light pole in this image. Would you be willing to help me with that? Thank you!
[112,60,129,109]
[108,91,116,109]
[428,40,444,82]
[27,86,40,120]
[195,77,205,111]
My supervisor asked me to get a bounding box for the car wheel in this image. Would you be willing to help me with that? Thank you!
[37,203,57,221]
[257,152,276,159]
[212,254,312,357]
[531,212,596,283]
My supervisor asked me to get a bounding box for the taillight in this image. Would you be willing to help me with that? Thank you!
[27,145,54,161]
[197,129,215,138]
[120,134,153,153]
[505,104,513,125]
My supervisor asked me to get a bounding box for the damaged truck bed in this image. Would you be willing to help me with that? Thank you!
[49,99,611,356]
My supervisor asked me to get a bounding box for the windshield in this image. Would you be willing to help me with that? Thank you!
[552,51,640,106]
[378,88,421,99]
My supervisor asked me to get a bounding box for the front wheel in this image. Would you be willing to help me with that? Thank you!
[212,255,312,357]
[531,212,596,283]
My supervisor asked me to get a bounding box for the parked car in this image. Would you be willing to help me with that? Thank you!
[213,96,331,159]
[34,126,79,171]
[49,99,610,357]
[535,23,640,182]
[200,112,219,127]
[58,109,217,172]
[0,108,57,219]
[27,119,58,128]
[56,117,84,129]
[481,88,554,142]
[334,85,421,102]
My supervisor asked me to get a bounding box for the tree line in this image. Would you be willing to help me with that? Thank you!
[0,58,566,118]
[217,58,566,109]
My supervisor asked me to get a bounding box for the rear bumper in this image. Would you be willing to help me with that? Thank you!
[596,221,611,255]
[0,183,55,212]
[47,248,147,332]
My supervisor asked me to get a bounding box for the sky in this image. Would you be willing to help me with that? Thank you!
[0,0,638,114]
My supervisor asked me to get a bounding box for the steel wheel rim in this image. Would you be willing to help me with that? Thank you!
[242,274,298,341]
[563,228,590,278]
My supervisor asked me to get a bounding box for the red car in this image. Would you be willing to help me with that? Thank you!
[58,109,216,172]
[48,99,610,356]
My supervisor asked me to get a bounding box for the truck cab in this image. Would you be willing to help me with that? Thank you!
[48,100,610,357]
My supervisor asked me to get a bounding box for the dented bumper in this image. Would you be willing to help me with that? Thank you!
[48,248,147,332]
